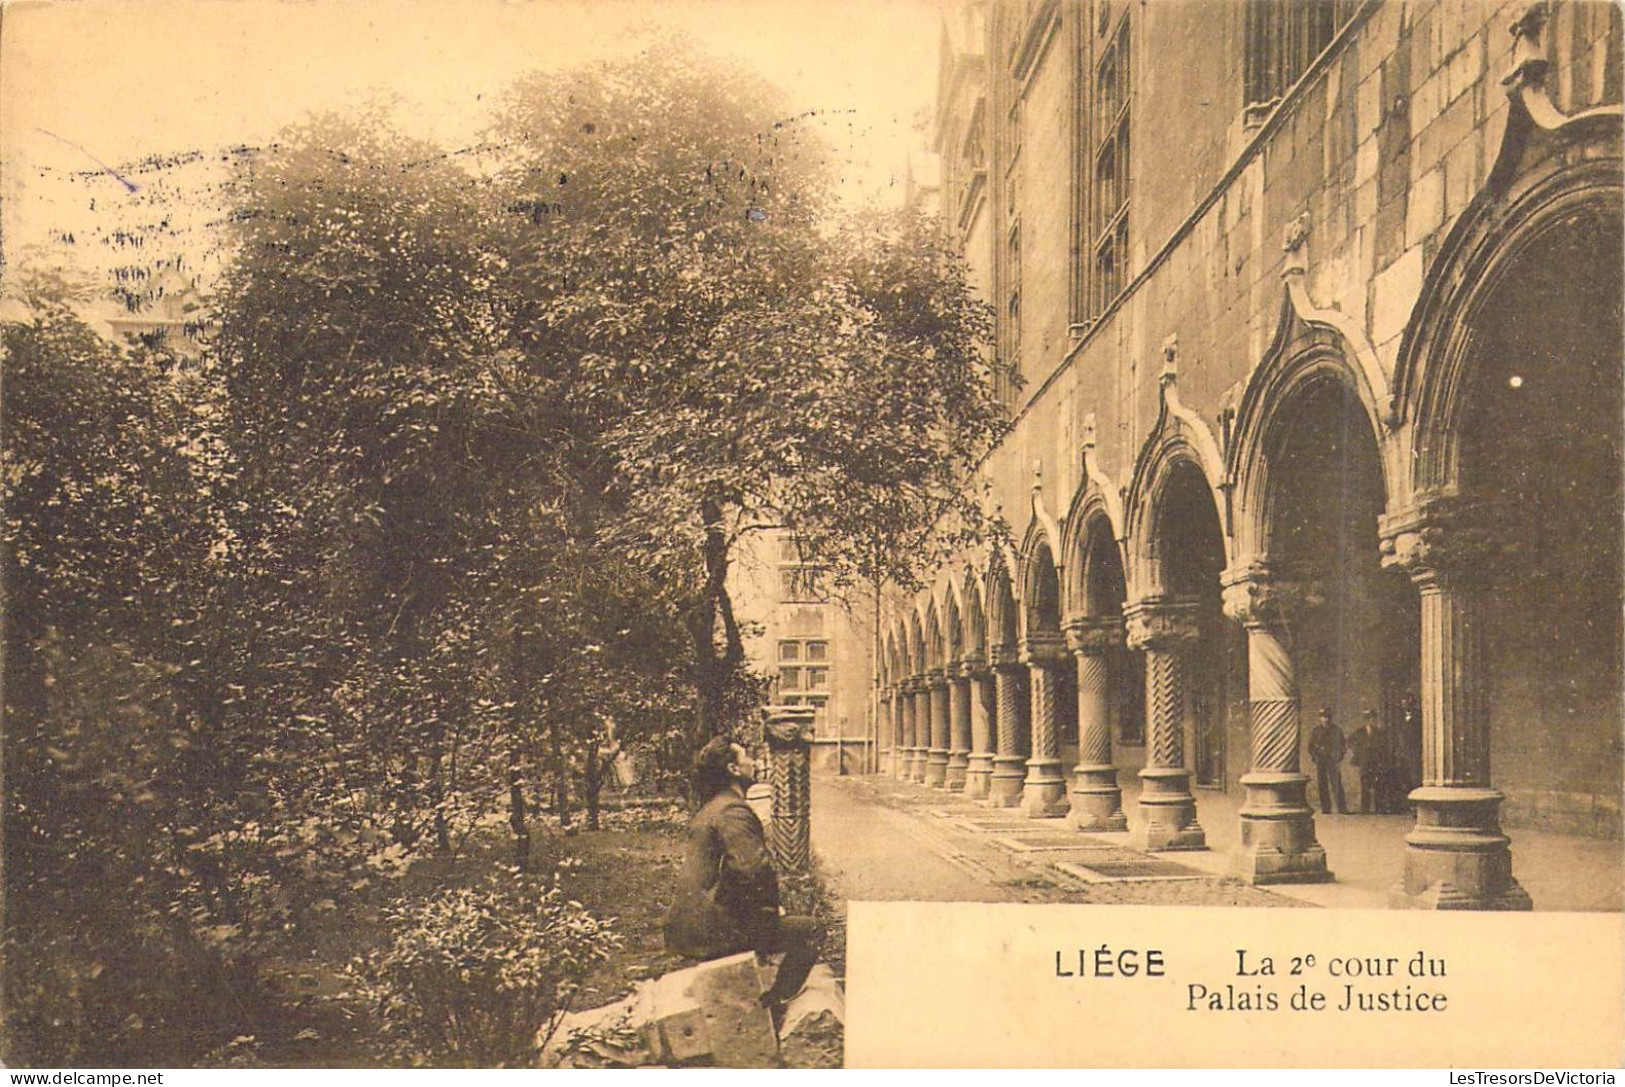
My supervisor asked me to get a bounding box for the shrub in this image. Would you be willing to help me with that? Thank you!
[352,881,618,1067]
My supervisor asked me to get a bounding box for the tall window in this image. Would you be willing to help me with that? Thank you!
[778,639,831,729]
[1244,0,1360,120]
[1091,9,1131,317]
[776,535,823,602]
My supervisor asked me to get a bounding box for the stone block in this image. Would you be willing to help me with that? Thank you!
[778,964,845,1069]
[1405,167,1444,249]
[1371,244,1424,348]
[542,952,778,1069]
[643,951,777,1068]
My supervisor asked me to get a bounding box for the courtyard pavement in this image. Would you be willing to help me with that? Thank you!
[812,770,1623,912]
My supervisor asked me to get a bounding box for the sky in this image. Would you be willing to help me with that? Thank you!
[1,0,945,297]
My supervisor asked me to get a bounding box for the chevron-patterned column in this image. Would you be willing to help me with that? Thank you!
[1221,563,1330,885]
[1380,504,1530,910]
[1018,633,1070,818]
[1064,615,1128,831]
[1124,597,1207,851]
[965,663,995,799]
[987,646,1027,807]
[946,663,972,790]
[765,705,815,873]
[925,669,951,787]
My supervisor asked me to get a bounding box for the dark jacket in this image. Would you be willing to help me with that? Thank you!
[664,790,781,959]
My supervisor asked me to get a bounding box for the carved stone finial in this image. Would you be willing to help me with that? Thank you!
[1505,0,1551,92]
[1160,334,1178,384]
[1282,212,1311,277]
[1082,412,1098,451]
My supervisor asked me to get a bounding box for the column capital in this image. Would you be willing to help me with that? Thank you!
[1219,560,1299,628]
[924,666,950,688]
[1124,597,1203,651]
[988,643,1023,670]
[1063,614,1125,654]
[1018,631,1069,667]
[764,704,816,747]
[953,655,990,681]
[1378,496,1499,587]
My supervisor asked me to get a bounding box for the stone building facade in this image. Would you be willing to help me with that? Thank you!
[731,528,879,773]
[879,0,1622,909]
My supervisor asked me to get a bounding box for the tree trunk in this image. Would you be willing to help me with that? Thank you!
[685,499,745,751]
[507,740,530,873]
[550,717,572,830]
[582,738,602,831]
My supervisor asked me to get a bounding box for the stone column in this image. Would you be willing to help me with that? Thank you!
[765,705,816,874]
[1380,505,1531,910]
[890,682,903,776]
[925,669,951,787]
[964,661,995,799]
[1124,598,1207,851]
[1063,615,1128,832]
[946,663,973,789]
[1018,633,1071,818]
[910,679,936,779]
[1220,565,1331,884]
[899,679,919,781]
[987,646,1027,807]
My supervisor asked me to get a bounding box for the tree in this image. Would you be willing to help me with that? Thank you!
[490,40,1011,749]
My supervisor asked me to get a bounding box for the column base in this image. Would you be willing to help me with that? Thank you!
[924,749,950,788]
[1234,771,1333,885]
[1135,767,1207,852]
[963,753,994,799]
[1067,763,1128,832]
[1389,787,1533,910]
[1020,758,1070,818]
[906,748,926,783]
[986,755,1026,808]
[945,748,970,790]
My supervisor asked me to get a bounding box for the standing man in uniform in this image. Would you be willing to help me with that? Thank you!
[1348,708,1381,814]
[1307,707,1347,814]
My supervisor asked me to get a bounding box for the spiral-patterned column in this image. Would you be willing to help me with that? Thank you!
[1065,616,1127,831]
[925,670,951,787]
[1124,598,1206,851]
[1018,634,1070,818]
[946,665,972,790]
[964,666,995,799]
[987,647,1027,807]
[1221,564,1330,885]
[1380,508,1529,910]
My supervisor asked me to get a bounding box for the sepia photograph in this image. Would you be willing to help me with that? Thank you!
[1,0,1621,1072]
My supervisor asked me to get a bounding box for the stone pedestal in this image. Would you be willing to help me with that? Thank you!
[765,705,816,874]
[964,667,995,799]
[946,664,973,790]
[924,670,951,788]
[987,647,1027,808]
[1019,634,1071,818]
[1221,566,1331,884]
[1125,598,1207,851]
[1380,505,1531,910]
[1064,616,1128,832]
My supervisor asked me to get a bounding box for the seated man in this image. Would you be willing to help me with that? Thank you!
[664,736,818,1011]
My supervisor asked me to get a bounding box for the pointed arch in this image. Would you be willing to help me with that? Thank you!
[1393,25,1623,497]
[1226,290,1401,559]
